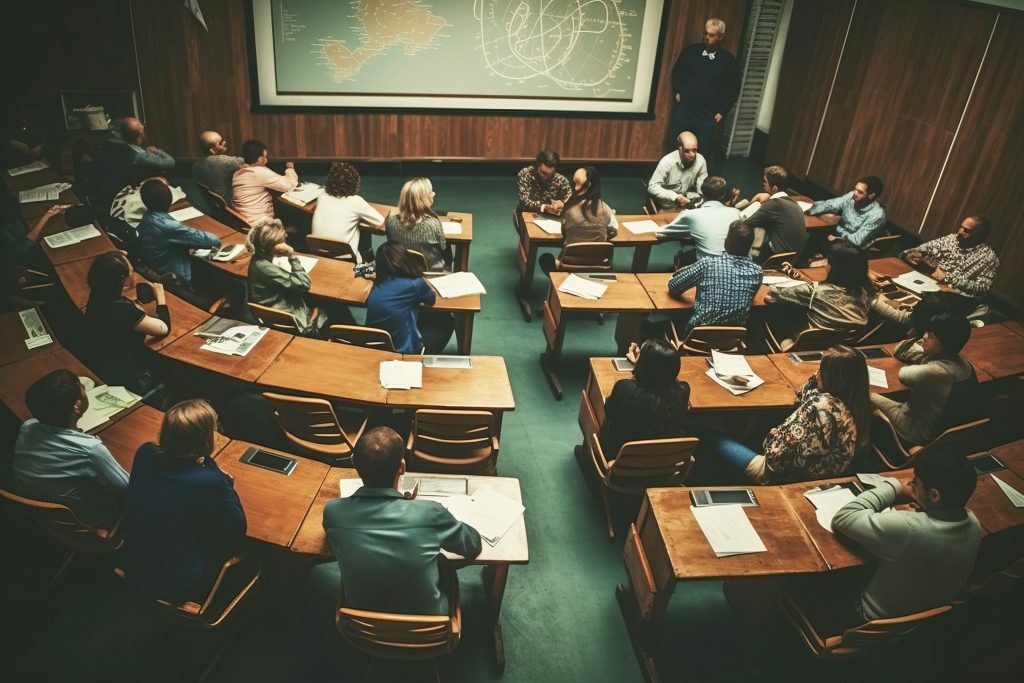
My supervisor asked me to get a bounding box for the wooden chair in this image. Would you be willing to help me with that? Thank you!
[615,522,667,682]
[588,432,698,539]
[959,556,1024,604]
[336,580,461,683]
[407,249,429,272]
[765,323,852,353]
[248,301,319,335]
[195,182,251,233]
[670,324,747,356]
[262,392,367,464]
[850,320,888,346]
[760,251,797,273]
[329,324,396,352]
[864,232,901,257]
[406,409,500,475]
[306,235,357,262]
[559,242,614,271]
[778,591,951,660]
[870,410,991,470]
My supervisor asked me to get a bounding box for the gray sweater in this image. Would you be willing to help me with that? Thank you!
[832,478,980,620]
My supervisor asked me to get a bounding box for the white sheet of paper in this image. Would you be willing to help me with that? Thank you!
[739,201,762,220]
[169,206,204,221]
[25,334,53,349]
[622,219,662,234]
[557,273,607,300]
[705,369,764,395]
[19,308,46,339]
[991,474,1024,508]
[19,187,59,203]
[804,487,858,533]
[441,220,462,235]
[43,230,80,249]
[532,218,562,234]
[441,486,525,546]
[893,271,940,294]
[690,504,767,557]
[429,272,486,298]
[67,225,101,241]
[380,360,423,389]
[710,351,754,378]
[282,183,324,205]
[7,160,49,176]
[867,366,889,388]
[796,200,813,212]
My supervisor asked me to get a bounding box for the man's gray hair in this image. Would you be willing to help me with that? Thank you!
[706,18,726,36]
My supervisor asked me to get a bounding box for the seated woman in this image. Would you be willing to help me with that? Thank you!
[122,399,246,603]
[596,339,690,459]
[701,346,871,484]
[540,165,617,272]
[246,217,326,337]
[366,242,454,354]
[765,241,873,344]
[84,251,170,394]
[136,177,221,289]
[871,313,978,445]
[384,177,447,271]
[311,161,384,264]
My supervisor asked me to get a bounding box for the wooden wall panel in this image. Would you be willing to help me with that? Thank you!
[127,0,748,161]
[925,13,1024,309]
[764,0,855,178]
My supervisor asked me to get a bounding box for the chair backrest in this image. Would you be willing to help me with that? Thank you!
[560,242,614,271]
[329,324,396,352]
[871,409,991,469]
[337,607,459,660]
[598,436,698,493]
[785,326,853,353]
[0,486,121,554]
[827,605,952,658]
[306,235,357,261]
[409,410,499,474]
[623,523,660,623]
[248,302,300,333]
[864,233,901,257]
[195,182,252,233]
[407,249,429,272]
[262,392,357,456]
[760,251,797,272]
[681,326,747,356]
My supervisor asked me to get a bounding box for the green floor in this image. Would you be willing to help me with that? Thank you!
[1,163,1019,682]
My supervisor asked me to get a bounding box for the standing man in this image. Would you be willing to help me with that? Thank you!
[191,131,243,203]
[669,18,740,157]
[516,149,572,216]
[231,139,299,227]
[648,131,708,212]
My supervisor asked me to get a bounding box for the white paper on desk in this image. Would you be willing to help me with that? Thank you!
[281,183,324,205]
[201,325,267,356]
[169,185,187,203]
[68,225,100,241]
[533,218,562,234]
[441,486,524,546]
[796,200,813,212]
[711,350,754,377]
[429,271,486,298]
[558,273,607,300]
[76,384,140,431]
[19,187,59,203]
[211,244,246,262]
[622,219,662,234]
[272,254,317,273]
[690,504,767,557]
[19,308,47,339]
[893,271,940,294]
[991,474,1024,508]
[169,206,204,221]
[739,201,761,220]
[867,366,889,389]
[441,221,462,235]
[705,369,764,395]
[857,473,892,489]
[769,278,806,288]
[25,334,53,349]
[805,486,858,533]
[380,360,423,389]
[7,160,49,176]
[43,225,95,248]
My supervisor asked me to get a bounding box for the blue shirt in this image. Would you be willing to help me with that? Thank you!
[808,192,887,246]
[668,252,763,333]
[657,200,742,257]
[366,277,437,353]
[136,210,220,284]
[13,419,129,529]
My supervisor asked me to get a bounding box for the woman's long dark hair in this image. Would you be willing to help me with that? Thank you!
[374,241,424,281]
[632,339,689,437]
[86,251,131,301]
[818,345,871,449]
[825,241,872,299]
[564,166,603,220]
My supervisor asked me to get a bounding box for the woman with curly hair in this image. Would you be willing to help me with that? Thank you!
[311,161,384,263]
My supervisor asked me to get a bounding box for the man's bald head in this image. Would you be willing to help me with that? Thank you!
[119,117,145,145]
[677,131,699,167]
[198,130,228,156]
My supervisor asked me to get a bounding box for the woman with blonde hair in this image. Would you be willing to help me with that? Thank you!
[384,177,448,271]
[311,161,383,263]
[245,217,324,336]
[122,399,246,602]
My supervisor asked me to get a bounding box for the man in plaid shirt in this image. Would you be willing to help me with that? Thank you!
[902,215,999,304]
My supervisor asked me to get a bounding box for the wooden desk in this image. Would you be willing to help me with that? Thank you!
[960,323,1024,380]
[636,272,770,312]
[993,440,1024,478]
[800,256,913,283]
[214,440,330,548]
[96,404,230,471]
[172,203,242,240]
[515,210,676,320]
[160,323,295,383]
[256,336,393,405]
[767,349,909,395]
[0,307,60,366]
[389,355,516,423]
[778,478,872,571]
[967,468,1024,535]
[541,272,654,398]
[0,347,102,423]
[38,215,116,266]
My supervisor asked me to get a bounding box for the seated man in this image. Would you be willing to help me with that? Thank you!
[322,427,482,615]
[657,175,740,263]
[665,220,762,337]
[831,449,981,622]
[516,149,572,216]
[231,139,299,227]
[191,130,243,203]
[136,178,220,288]
[13,369,129,530]
[648,131,708,212]
[807,176,887,247]
[871,313,977,445]
[743,164,809,263]
[97,116,176,210]
[902,214,999,309]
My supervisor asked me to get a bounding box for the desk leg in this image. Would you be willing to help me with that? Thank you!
[540,299,566,400]
[616,584,662,683]
[631,244,653,272]
[516,236,538,321]
[454,311,474,354]
[456,243,470,272]
[614,313,645,355]
[483,565,510,673]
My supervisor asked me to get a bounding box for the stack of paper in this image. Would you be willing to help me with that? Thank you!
[443,486,525,546]
[281,183,324,205]
[893,271,940,294]
[169,206,204,221]
[706,350,764,395]
[199,324,268,357]
[77,385,141,432]
[7,160,49,176]
[20,308,53,349]
[18,182,71,203]
[43,225,102,249]
[380,360,423,389]
[272,254,318,273]
[867,366,889,388]
[441,220,462,235]
[622,219,662,234]
[992,474,1024,508]
[558,273,607,300]
[804,485,858,532]
[532,218,562,234]
[429,272,486,298]
[690,505,767,557]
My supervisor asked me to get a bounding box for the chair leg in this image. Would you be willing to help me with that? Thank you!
[600,486,615,540]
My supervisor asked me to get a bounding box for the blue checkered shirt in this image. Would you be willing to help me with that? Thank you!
[668,253,763,332]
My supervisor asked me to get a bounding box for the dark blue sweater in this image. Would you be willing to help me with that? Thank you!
[671,42,740,119]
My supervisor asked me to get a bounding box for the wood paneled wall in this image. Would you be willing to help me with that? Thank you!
[766,0,1024,311]
[127,0,748,161]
